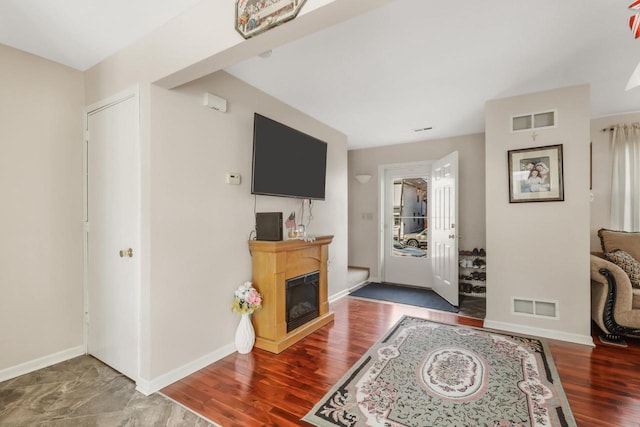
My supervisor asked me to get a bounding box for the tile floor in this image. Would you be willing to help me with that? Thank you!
[0,356,215,426]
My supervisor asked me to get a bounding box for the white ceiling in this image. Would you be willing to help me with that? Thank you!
[1,0,638,149]
[226,0,640,149]
[0,0,202,71]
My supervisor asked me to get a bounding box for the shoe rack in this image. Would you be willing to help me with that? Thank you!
[458,248,486,298]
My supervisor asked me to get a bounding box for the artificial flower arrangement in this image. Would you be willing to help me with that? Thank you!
[232,281,263,314]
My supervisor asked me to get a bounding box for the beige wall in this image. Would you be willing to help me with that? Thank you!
[6,0,628,382]
[80,0,382,389]
[147,71,348,378]
[485,84,591,344]
[1,0,372,388]
[0,44,84,371]
[348,134,486,280]
[590,112,640,251]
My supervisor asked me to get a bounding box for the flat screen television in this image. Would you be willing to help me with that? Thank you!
[251,113,327,200]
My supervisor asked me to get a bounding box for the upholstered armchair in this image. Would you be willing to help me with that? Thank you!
[590,229,640,343]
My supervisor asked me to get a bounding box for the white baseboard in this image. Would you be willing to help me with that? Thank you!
[138,278,372,396]
[135,343,237,396]
[329,280,372,304]
[329,288,350,303]
[483,320,595,347]
[0,345,85,383]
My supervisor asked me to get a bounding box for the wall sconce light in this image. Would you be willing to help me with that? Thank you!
[354,174,372,184]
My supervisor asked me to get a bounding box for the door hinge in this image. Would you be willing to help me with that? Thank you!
[84,312,90,325]
[84,131,90,141]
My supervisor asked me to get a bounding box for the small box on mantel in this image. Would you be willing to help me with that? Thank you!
[255,212,282,241]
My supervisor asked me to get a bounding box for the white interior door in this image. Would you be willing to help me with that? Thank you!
[382,163,431,287]
[430,151,459,306]
[86,89,140,380]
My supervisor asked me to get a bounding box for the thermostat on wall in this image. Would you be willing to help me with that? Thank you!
[226,173,241,185]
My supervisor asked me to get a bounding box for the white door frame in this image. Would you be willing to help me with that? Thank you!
[83,86,141,381]
[377,161,432,284]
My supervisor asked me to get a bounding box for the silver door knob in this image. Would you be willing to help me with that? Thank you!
[119,248,133,258]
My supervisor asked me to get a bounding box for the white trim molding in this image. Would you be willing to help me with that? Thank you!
[328,278,377,304]
[0,346,85,383]
[135,343,236,396]
[329,288,351,304]
[483,320,594,347]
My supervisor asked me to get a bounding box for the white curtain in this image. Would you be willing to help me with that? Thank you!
[610,123,640,231]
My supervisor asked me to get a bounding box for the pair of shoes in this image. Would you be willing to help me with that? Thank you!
[479,248,486,257]
[472,258,486,267]
[472,286,486,293]
[459,250,473,255]
[470,272,487,281]
[472,248,479,256]
[459,259,475,268]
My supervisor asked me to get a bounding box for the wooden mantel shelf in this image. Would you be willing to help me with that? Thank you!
[249,236,334,353]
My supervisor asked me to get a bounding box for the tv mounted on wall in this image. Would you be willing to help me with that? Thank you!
[251,113,327,200]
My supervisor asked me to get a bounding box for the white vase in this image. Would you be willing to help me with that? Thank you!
[235,313,255,354]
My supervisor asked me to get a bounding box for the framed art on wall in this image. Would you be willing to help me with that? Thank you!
[507,144,564,203]
[235,0,307,39]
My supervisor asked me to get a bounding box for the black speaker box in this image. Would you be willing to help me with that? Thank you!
[256,212,283,241]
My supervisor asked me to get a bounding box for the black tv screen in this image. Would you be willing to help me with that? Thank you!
[251,113,327,200]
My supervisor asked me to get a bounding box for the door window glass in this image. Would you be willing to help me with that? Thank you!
[392,178,428,257]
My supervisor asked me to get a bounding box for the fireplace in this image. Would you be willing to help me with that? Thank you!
[286,271,320,332]
[249,235,334,353]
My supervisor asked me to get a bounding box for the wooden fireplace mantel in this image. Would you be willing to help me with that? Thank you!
[249,235,334,353]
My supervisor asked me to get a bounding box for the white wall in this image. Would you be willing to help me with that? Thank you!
[0,44,84,374]
[147,71,347,379]
[348,134,486,280]
[484,84,592,345]
[590,112,640,251]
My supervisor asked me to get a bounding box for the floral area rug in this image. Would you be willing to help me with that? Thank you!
[303,316,576,427]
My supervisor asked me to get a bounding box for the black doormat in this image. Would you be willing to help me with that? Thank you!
[350,282,459,313]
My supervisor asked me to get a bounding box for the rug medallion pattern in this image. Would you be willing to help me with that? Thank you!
[303,316,575,427]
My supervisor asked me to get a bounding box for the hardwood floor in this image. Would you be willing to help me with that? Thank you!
[162,298,640,426]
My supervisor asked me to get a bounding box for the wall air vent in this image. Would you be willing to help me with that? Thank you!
[512,297,558,319]
[511,110,556,132]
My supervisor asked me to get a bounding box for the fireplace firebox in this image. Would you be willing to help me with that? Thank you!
[286,272,319,332]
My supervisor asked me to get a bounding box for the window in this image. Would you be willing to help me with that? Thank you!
[392,177,428,255]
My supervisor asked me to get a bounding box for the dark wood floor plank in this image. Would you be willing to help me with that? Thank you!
[162,297,640,427]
